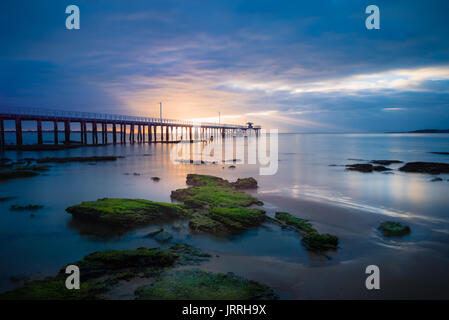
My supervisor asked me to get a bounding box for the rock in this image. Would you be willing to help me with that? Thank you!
[189,208,266,234]
[431,177,443,182]
[0,196,16,202]
[302,232,339,251]
[151,177,160,182]
[66,198,189,228]
[0,170,39,181]
[186,174,232,188]
[275,212,339,251]
[171,222,182,230]
[399,162,449,174]
[146,228,163,237]
[346,163,391,172]
[133,173,141,176]
[379,221,411,237]
[9,275,30,284]
[135,270,278,300]
[10,204,44,211]
[0,247,178,300]
[153,232,173,243]
[0,243,213,300]
[370,160,403,165]
[232,177,258,189]
[275,212,314,233]
[171,186,263,209]
[429,152,449,155]
[228,165,236,169]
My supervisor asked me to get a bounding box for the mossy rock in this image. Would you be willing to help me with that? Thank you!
[135,270,277,300]
[0,277,106,300]
[171,186,263,209]
[186,174,232,188]
[61,247,177,280]
[189,214,229,234]
[189,208,266,234]
[275,211,339,251]
[275,212,315,233]
[302,232,339,251]
[232,177,258,189]
[0,244,212,300]
[379,221,411,237]
[207,208,266,231]
[66,198,189,228]
[186,174,258,190]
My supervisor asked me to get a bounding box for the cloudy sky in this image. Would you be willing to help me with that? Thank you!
[1,0,449,132]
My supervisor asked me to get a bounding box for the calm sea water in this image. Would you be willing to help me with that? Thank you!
[1,133,448,297]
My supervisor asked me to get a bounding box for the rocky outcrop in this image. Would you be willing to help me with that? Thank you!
[399,162,449,174]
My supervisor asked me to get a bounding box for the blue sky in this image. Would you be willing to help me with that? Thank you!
[1,0,449,132]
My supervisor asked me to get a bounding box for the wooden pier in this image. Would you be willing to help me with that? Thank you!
[0,107,260,148]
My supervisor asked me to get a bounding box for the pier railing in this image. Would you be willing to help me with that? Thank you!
[0,106,260,129]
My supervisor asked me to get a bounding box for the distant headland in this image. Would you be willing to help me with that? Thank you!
[386,129,449,134]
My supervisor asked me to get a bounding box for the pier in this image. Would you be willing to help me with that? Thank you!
[0,107,261,148]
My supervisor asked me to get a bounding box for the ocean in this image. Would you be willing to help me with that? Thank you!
[1,132,448,298]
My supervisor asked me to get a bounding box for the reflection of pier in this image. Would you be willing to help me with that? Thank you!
[0,107,261,148]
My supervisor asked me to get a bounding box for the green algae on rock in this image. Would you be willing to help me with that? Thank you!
[275,211,339,251]
[186,174,258,189]
[379,221,411,237]
[232,177,258,189]
[186,174,232,188]
[135,270,278,300]
[66,198,189,228]
[63,247,177,280]
[275,212,315,233]
[0,244,215,300]
[301,232,339,251]
[0,277,107,300]
[189,208,266,234]
[171,186,263,209]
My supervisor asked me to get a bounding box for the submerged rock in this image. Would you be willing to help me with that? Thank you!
[135,270,278,300]
[429,152,449,155]
[66,198,189,228]
[370,160,403,165]
[275,212,339,251]
[431,177,443,182]
[0,196,16,202]
[0,169,39,181]
[153,231,173,243]
[10,204,44,211]
[379,221,411,237]
[346,163,391,172]
[399,162,449,174]
[146,228,163,237]
[151,176,160,182]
